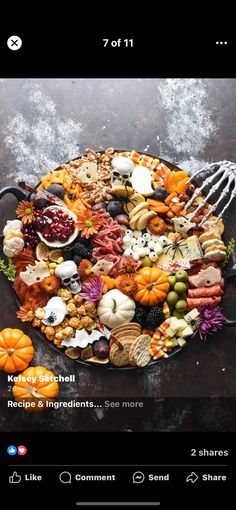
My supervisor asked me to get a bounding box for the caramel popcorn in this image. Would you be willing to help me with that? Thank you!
[54,325,63,333]
[68,317,82,329]
[73,294,83,306]
[57,288,72,301]
[81,316,96,330]
[35,307,46,320]
[44,326,56,341]
[77,305,86,316]
[84,301,97,317]
[53,337,64,349]
[32,317,41,328]
[66,302,78,316]
[60,318,70,328]
[55,326,74,341]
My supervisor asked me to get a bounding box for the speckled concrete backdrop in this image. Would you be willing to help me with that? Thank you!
[0,79,236,432]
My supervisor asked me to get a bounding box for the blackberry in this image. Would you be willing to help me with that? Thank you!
[63,240,92,262]
[146,306,165,330]
[74,255,82,265]
[22,224,39,249]
[133,304,149,328]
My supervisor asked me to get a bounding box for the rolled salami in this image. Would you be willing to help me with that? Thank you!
[187,296,222,310]
[188,284,224,298]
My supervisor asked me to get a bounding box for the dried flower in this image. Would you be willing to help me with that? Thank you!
[16,302,36,322]
[75,210,103,238]
[195,304,225,341]
[16,201,36,224]
[115,275,138,297]
[80,275,103,302]
[78,259,93,278]
[116,255,141,275]
[41,275,61,295]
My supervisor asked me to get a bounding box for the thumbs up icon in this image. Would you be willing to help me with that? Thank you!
[9,472,21,484]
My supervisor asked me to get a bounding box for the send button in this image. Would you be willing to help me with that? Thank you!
[149,473,170,482]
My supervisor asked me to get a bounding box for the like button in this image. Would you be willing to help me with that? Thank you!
[9,472,21,484]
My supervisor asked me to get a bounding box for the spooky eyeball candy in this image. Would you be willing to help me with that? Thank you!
[122,229,169,262]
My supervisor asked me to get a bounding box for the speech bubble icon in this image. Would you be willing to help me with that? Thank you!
[132,471,145,483]
[59,471,72,484]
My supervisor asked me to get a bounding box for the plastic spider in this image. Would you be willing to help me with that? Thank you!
[163,240,188,261]
[115,185,139,211]
[43,311,57,325]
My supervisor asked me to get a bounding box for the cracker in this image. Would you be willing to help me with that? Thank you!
[112,185,134,197]
[114,333,137,342]
[199,230,221,244]
[109,339,132,367]
[129,334,151,367]
[129,209,149,230]
[111,323,141,335]
[205,243,226,254]
[135,211,157,230]
[129,201,149,219]
[114,327,140,337]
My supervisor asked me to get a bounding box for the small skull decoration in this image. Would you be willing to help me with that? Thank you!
[55,260,81,294]
[111,157,134,186]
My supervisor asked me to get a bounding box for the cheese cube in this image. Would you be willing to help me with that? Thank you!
[180,326,194,338]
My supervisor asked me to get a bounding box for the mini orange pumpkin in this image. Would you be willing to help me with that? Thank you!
[134,267,170,306]
[0,328,34,374]
[12,366,59,413]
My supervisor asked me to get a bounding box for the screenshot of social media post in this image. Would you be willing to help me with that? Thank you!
[0,27,235,508]
[0,76,236,431]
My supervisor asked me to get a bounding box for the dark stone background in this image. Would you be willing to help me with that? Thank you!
[0,79,236,432]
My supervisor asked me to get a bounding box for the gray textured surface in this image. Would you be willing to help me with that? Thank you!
[0,79,236,431]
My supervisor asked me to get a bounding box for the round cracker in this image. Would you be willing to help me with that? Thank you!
[199,230,221,244]
[110,340,132,367]
[111,323,141,335]
[114,334,137,342]
[113,326,141,335]
[129,335,143,366]
[205,243,226,254]
[129,334,151,367]
[204,249,226,261]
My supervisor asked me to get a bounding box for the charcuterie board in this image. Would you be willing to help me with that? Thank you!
[1,148,236,370]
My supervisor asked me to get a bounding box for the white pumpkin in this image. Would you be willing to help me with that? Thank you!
[97,289,135,328]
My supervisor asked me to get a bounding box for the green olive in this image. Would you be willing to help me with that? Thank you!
[168,275,177,288]
[166,291,179,306]
[175,270,188,282]
[140,256,152,267]
[175,300,187,312]
[174,282,187,294]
